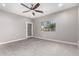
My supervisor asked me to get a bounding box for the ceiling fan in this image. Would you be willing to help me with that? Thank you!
[20,3,44,16]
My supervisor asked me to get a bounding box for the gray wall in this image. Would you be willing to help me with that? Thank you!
[78,6,79,44]
[0,10,32,43]
[33,7,78,43]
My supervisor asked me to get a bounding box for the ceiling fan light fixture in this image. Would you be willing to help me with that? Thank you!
[21,3,43,16]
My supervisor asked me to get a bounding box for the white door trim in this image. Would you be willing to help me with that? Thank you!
[25,22,33,38]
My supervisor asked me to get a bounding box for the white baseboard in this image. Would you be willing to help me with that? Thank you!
[26,36,34,38]
[34,36,78,46]
[0,36,78,46]
[0,36,34,45]
[0,37,27,45]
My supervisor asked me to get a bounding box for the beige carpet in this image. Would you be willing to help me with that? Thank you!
[0,37,78,56]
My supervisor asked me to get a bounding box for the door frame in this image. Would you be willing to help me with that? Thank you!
[25,22,33,38]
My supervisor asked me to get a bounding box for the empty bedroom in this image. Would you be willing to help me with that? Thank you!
[0,3,79,56]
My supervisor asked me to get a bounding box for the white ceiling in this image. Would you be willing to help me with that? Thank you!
[0,3,78,19]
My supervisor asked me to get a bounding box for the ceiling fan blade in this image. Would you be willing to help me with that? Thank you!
[32,12,35,16]
[23,10,31,13]
[32,3,40,10]
[34,10,43,13]
[21,3,31,9]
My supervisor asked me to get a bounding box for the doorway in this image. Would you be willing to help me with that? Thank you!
[26,22,33,38]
